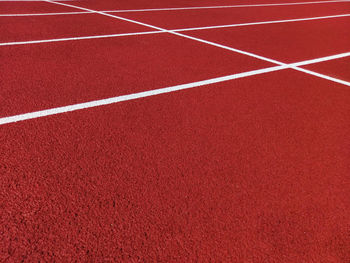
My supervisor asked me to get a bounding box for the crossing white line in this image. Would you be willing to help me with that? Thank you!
[41,0,350,86]
[2,0,347,126]
[46,0,350,87]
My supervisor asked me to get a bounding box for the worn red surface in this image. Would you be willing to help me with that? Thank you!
[1,0,349,262]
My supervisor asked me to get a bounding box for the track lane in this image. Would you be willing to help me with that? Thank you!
[0,34,272,117]
[1,69,349,261]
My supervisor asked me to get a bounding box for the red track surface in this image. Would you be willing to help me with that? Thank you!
[0,14,150,43]
[0,1,74,14]
[1,0,349,261]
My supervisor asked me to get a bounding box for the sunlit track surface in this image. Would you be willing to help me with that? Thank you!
[1,0,349,261]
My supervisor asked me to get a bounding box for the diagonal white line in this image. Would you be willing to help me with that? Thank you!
[1,13,349,47]
[0,65,287,125]
[292,52,350,66]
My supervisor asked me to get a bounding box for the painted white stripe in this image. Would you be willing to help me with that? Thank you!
[292,66,350,86]
[175,13,350,32]
[0,11,90,17]
[43,0,350,86]
[1,0,350,16]
[292,52,350,66]
[0,65,287,125]
[106,0,350,13]
[1,51,350,125]
[0,0,73,1]
[1,13,349,47]
[0,31,163,46]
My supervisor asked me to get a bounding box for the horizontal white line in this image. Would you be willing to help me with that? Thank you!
[1,51,350,125]
[0,0,73,1]
[0,11,90,17]
[1,13,349,47]
[1,0,349,16]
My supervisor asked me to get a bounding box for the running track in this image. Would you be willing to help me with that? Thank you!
[1,0,349,261]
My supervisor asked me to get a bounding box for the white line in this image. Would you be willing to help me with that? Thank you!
[43,0,350,87]
[0,0,73,1]
[106,0,350,13]
[0,65,287,125]
[0,11,90,17]
[175,13,350,32]
[292,67,350,86]
[0,31,163,46]
[292,51,350,66]
[1,51,350,126]
[1,13,349,47]
[1,0,350,16]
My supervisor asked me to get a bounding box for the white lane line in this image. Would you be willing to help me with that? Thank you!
[1,13,349,47]
[0,0,73,1]
[175,13,350,32]
[1,52,350,126]
[293,67,350,86]
[44,0,350,87]
[0,65,287,125]
[106,0,350,12]
[0,31,163,46]
[292,52,350,66]
[1,0,350,16]
[0,11,89,17]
